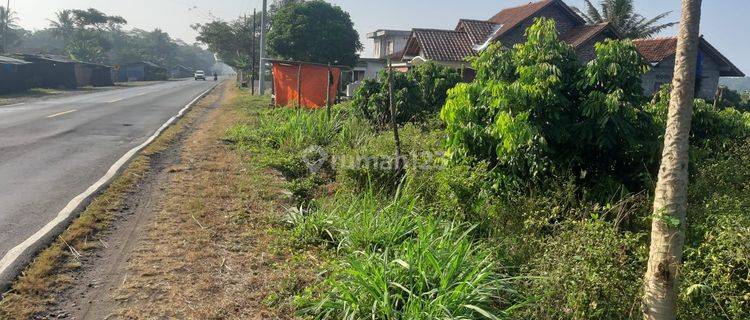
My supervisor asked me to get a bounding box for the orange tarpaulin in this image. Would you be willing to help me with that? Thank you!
[272,62,341,108]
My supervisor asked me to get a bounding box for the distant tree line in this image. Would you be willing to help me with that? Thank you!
[1,6,215,71]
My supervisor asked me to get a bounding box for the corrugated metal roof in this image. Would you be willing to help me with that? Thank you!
[0,55,31,65]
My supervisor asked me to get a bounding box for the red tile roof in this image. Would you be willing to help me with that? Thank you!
[456,19,500,46]
[560,23,614,48]
[632,37,678,63]
[487,0,584,41]
[633,37,744,77]
[406,29,476,62]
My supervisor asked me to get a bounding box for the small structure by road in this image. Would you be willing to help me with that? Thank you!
[270,59,342,109]
[118,61,169,82]
[0,55,33,95]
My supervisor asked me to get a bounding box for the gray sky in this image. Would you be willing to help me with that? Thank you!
[10,0,749,74]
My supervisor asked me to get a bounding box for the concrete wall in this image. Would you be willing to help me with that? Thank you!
[641,49,721,100]
[373,34,410,59]
[364,60,386,79]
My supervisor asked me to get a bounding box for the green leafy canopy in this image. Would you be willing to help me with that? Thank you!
[267,0,362,66]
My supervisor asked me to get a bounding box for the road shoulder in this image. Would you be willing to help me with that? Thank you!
[0,83,317,319]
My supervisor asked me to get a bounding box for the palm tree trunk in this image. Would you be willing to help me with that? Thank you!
[642,0,702,319]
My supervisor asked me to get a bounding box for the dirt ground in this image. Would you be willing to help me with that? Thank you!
[0,82,317,319]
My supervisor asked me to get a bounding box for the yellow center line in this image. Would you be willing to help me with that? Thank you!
[46,109,78,118]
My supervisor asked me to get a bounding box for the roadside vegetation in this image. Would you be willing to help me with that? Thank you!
[225,18,750,319]
[2,6,215,71]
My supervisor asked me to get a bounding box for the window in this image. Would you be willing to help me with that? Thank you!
[388,41,394,54]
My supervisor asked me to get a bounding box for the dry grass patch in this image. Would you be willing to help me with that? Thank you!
[110,86,319,319]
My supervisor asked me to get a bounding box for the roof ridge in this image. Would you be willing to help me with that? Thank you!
[633,36,677,42]
[498,0,554,11]
[459,18,498,23]
[413,28,465,33]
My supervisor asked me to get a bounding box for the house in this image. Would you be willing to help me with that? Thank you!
[0,55,33,94]
[399,0,620,69]
[634,37,745,99]
[16,54,78,89]
[171,65,195,78]
[352,29,412,82]
[118,61,169,82]
[11,54,115,89]
[368,29,412,60]
[74,62,115,87]
[392,0,743,100]
[347,30,412,96]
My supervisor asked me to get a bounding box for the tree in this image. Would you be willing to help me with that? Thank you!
[267,0,361,66]
[1,5,22,52]
[642,0,703,319]
[49,8,127,62]
[573,0,677,38]
[193,15,257,72]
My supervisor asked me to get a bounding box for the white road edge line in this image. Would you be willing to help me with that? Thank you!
[0,82,220,290]
[46,109,78,118]
[2,102,25,108]
[106,98,124,103]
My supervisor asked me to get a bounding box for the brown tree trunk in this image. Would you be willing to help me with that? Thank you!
[387,58,403,176]
[642,0,702,319]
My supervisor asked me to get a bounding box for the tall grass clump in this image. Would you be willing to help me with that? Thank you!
[302,221,519,319]
[289,185,421,252]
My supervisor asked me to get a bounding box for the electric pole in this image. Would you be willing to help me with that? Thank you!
[251,8,256,95]
[258,0,267,95]
[2,0,9,54]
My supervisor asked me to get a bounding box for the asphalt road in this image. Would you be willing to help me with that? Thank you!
[0,79,218,259]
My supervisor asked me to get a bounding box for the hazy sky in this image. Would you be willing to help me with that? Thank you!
[10,0,749,74]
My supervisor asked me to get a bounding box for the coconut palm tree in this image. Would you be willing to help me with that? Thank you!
[642,0,702,319]
[573,0,677,38]
[1,5,20,52]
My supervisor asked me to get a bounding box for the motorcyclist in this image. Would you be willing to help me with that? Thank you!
[213,72,218,81]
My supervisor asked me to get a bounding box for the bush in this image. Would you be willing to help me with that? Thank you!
[352,62,460,128]
[681,195,750,320]
[519,220,647,320]
[442,18,657,196]
[410,61,462,112]
[645,85,750,145]
[352,70,423,128]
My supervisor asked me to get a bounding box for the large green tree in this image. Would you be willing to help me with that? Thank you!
[193,15,258,72]
[573,0,677,38]
[267,0,361,66]
[50,8,127,62]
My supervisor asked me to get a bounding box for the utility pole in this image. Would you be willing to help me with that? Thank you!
[2,0,9,54]
[258,0,267,95]
[251,8,256,95]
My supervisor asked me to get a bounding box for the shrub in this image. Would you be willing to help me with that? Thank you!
[352,62,460,128]
[519,220,647,320]
[441,18,657,195]
[681,195,750,320]
[352,70,423,128]
[645,85,750,145]
[410,61,462,112]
